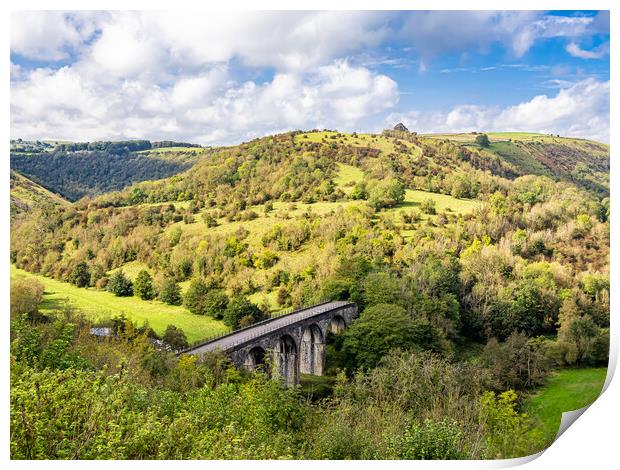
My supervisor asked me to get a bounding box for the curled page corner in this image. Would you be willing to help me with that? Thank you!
[551,363,613,445]
[554,405,590,442]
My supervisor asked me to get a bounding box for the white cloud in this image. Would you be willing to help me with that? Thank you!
[566,41,610,59]
[388,79,609,143]
[10,11,99,61]
[11,60,398,145]
[10,11,609,145]
[399,11,601,58]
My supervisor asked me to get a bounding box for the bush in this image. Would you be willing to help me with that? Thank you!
[368,178,405,209]
[387,419,464,459]
[10,278,44,316]
[420,198,436,215]
[107,270,133,297]
[479,390,536,458]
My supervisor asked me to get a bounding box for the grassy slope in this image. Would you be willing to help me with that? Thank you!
[334,163,365,195]
[525,368,607,449]
[10,171,69,213]
[11,266,227,342]
[486,141,552,177]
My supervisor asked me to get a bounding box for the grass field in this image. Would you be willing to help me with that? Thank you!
[386,189,480,217]
[525,367,607,449]
[334,163,365,194]
[11,266,227,342]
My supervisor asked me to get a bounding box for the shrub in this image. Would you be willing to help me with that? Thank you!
[387,419,464,459]
[479,390,536,458]
[420,198,436,215]
[368,178,405,209]
[10,278,44,316]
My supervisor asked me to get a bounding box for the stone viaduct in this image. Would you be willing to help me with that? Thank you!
[182,301,358,386]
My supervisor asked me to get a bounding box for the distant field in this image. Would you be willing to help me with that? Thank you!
[11,266,227,342]
[420,132,548,143]
[525,367,607,450]
[420,132,606,146]
[295,131,421,156]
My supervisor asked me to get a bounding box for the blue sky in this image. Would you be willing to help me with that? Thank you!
[10,11,610,144]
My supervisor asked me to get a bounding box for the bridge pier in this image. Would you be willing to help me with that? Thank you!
[300,324,325,376]
[274,335,299,386]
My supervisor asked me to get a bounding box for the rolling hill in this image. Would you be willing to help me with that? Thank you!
[10,129,609,346]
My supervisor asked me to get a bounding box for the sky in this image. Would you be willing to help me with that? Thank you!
[10,10,610,145]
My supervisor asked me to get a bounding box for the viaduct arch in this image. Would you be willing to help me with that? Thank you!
[182,301,357,386]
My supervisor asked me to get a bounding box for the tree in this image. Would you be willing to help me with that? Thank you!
[475,134,490,147]
[69,262,91,288]
[159,278,182,305]
[134,270,155,300]
[363,272,401,307]
[107,270,133,297]
[342,303,420,370]
[162,325,189,350]
[480,332,550,390]
[184,279,210,315]
[223,296,262,329]
[202,289,229,319]
[351,181,368,200]
[368,178,405,209]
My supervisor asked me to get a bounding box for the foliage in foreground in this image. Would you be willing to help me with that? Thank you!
[10,305,545,460]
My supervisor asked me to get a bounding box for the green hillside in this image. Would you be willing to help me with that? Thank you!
[420,132,609,195]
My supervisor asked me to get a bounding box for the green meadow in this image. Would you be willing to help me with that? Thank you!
[11,265,227,342]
